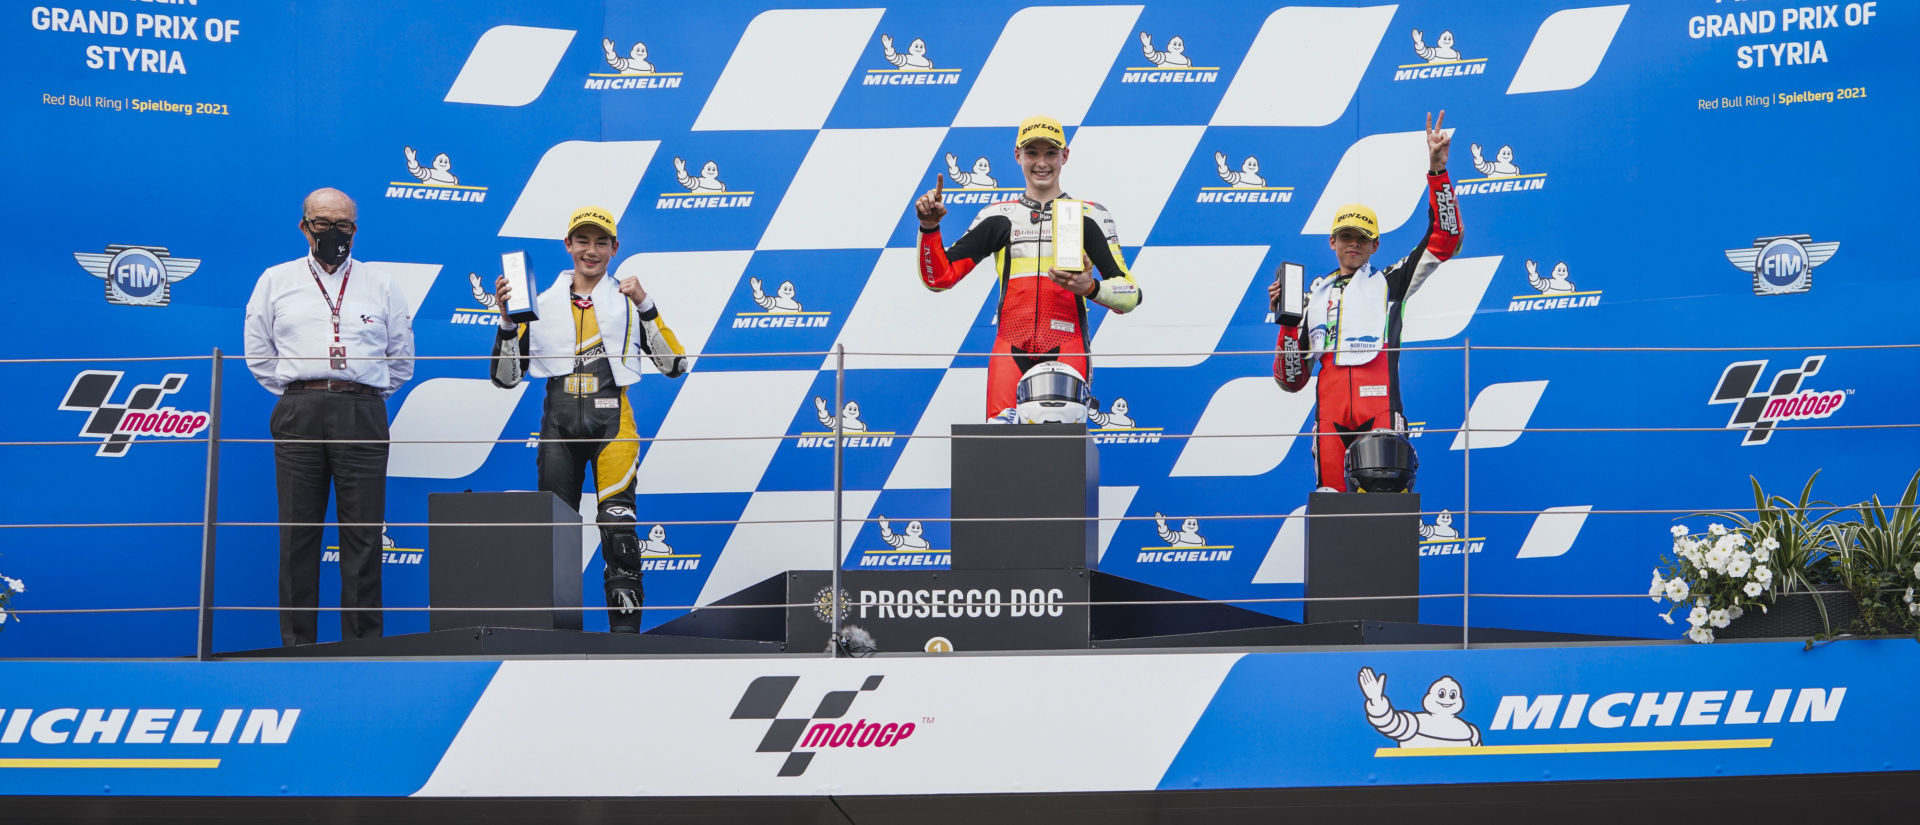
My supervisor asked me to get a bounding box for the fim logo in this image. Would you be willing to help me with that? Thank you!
[387,146,487,203]
[1139,512,1232,563]
[1508,259,1600,312]
[73,244,199,307]
[730,675,916,777]
[1457,142,1546,195]
[800,398,896,448]
[450,272,502,327]
[325,528,424,566]
[860,516,949,568]
[735,277,829,328]
[1396,27,1488,80]
[940,152,1021,205]
[1709,356,1848,446]
[1724,234,1837,296]
[590,38,683,89]
[866,34,960,85]
[1418,510,1484,557]
[59,371,210,457]
[657,156,752,209]
[638,524,700,572]
[1198,152,1292,204]
[1090,397,1162,444]
[1124,31,1218,83]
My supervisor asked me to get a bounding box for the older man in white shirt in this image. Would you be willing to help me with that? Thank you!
[243,188,414,646]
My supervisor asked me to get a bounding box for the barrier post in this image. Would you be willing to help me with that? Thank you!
[1460,339,1471,649]
[830,344,845,656]
[196,348,223,661]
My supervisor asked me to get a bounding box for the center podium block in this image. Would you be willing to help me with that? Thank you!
[1304,492,1421,624]
[950,423,1098,570]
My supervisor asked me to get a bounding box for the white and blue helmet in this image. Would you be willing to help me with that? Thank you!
[1015,361,1091,424]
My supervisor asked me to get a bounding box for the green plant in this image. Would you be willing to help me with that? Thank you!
[1828,469,1920,638]
[1652,471,1848,643]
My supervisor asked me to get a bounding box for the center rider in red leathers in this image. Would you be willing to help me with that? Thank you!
[1271,112,1461,491]
[912,115,1144,420]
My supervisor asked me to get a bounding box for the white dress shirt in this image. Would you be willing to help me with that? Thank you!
[244,255,415,396]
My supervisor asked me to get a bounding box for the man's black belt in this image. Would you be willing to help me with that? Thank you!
[290,379,381,395]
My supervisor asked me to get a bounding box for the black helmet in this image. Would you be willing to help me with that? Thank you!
[1345,431,1418,493]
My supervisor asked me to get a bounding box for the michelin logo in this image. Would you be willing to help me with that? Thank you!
[0,707,298,745]
[638,525,699,571]
[866,34,959,85]
[1360,667,1482,748]
[73,244,199,307]
[450,273,502,326]
[1360,667,1847,751]
[1090,398,1162,443]
[861,517,949,567]
[1725,234,1837,296]
[1138,512,1232,563]
[589,38,683,89]
[1457,142,1546,195]
[801,398,894,448]
[939,152,1019,205]
[1124,32,1217,83]
[1199,152,1291,203]
[324,528,424,566]
[1396,27,1488,80]
[735,278,828,328]
[658,157,751,209]
[1417,510,1483,556]
[387,146,486,202]
[1509,259,1600,312]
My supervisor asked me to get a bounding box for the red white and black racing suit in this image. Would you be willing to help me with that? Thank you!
[1274,170,1461,490]
[917,194,1143,418]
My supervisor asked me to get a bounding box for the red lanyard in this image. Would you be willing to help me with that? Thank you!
[306,259,354,339]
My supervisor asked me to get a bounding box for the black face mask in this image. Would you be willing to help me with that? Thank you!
[313,227,352,266]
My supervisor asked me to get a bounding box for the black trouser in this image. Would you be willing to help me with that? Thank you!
[536,379,644,631]
[271,388,388,646]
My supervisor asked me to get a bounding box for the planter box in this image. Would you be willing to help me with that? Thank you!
[1719,589,1859,639]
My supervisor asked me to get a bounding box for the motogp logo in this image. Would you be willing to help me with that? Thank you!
[1708,356,1847,446]
[58,371,211,457]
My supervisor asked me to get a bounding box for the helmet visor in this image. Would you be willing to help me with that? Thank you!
[1016,371,1086,404]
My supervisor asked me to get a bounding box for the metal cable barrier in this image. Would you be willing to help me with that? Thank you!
[4,341,1916,659]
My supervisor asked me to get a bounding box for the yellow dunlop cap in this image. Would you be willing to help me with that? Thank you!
[1015,115,1066,148]
[566,205,618,239]
[1330,203,1378,239]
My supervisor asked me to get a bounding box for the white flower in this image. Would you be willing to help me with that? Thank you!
[1670,524,1688,539]
[1728,533,1747,548]
[1744,582,1764,598]
[1712,535,1738,556]
[1760,535,1780,552]
[1755,547,1772,563]
[0,607,7,625]
[1913,561,1920,580]
[1727,554,1752,579]
[1705,547,1731,573]
[1688,606,1710,627]
[1648,571,1666,601]
[1660,612,1675,624]
[1688,626,1716,644]
[1754,566,1774,588]
[1728,605,1744,621]
[1708,609,1732,629]
[1696,597,1708,608]
[1665,578,1691,603]
[1904,587,1914,606]
[1708,523,1728,536]
[3,577,20,594]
